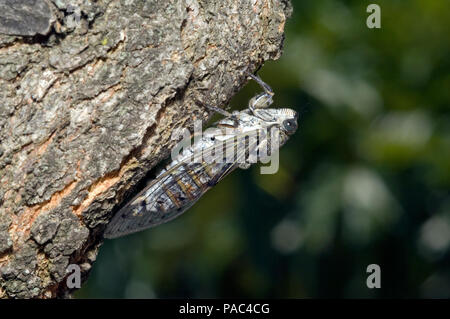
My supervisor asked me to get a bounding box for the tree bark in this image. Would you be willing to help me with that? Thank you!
[0,0,292,298]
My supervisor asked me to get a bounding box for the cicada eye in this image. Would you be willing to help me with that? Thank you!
[282,119,298,134]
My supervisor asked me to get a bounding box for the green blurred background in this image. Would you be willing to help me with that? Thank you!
[77,0,450,298]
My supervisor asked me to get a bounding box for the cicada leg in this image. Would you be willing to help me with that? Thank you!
[246,72,274,96]
[246,72,274,111]
[238,163,251,170]
[204,104,232,117]
[194,97,232,117]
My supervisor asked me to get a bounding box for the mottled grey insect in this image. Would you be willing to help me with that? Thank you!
[104,72,298,239]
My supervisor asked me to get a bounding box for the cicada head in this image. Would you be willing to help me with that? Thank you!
[253,108,298,135]
[277,108,298,136]
[250,108,298,151]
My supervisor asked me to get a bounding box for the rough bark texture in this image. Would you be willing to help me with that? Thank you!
[0,0,292,298]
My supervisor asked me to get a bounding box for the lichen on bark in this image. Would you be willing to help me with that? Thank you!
[0,0,292,298]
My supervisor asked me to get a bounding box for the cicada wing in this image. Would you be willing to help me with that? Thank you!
[104,187,203,239]
[104,161,231,238]
[104,129,261,239]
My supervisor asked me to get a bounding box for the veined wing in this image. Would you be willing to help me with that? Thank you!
[104,128,262,238]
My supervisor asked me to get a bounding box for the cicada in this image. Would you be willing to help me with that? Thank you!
[104,72,298,238]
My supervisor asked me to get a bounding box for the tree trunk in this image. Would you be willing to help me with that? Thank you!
[0,0,292,298]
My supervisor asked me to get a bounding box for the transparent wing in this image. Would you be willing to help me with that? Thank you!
[104,129,261,238]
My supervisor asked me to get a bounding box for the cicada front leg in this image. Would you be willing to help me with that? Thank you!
[204,104,232,118]
[246,72,275,111]
[238,163,251,170]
